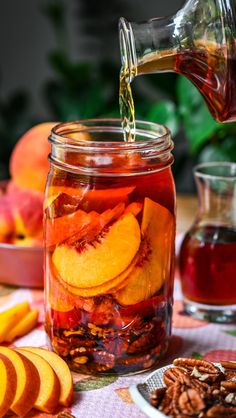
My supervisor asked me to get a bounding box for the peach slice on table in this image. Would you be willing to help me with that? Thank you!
[0,347,40,417]
[0,301,30,343]
[0,353,17,418]
[4,309,39,343]
[115,198,175,305]
[20,347,73,407]
[52,212,141,288]
[15,348,60,413]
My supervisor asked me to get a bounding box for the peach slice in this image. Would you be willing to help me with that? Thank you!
[20,347,73,407]
[15,348,60,413]
[52,212,141,288]
[116,198,175,305]
[0,301,30,343]
[124,202,143,217]
[0,353,17,418]
[60,252,139,297]
[5,309,39,343]
[0,347,40,416]
[47,185,135,212]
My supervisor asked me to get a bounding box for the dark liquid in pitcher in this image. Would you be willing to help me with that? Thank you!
[138,42,236,123]
[179,225,236,305]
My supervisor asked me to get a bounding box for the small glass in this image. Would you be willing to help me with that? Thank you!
[44,119,176,375]
[179,162,236,323]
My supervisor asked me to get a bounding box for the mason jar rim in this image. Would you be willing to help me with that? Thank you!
[194,162,236,181]
[50,118,172,153]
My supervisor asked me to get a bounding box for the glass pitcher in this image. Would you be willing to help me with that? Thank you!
[119,0,236,123]
[179,162,236,323]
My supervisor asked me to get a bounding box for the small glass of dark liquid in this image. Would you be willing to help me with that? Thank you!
[179,162,236,323]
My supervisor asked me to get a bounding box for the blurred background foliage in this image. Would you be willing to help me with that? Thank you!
[0,0,236,191]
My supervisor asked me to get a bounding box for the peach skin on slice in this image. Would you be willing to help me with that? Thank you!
[4,309,39,343]
[0,347,40,417]
[20,347,73,407]
[0,301,30,343]
[52,212,141,288]
[116,198,175,305]
[0,353,17,418]
[47,185,135,212]
[124,202,143,217]
[15,348,60,413]
[45,208,97,248]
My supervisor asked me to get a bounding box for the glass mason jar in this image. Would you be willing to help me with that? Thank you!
[44,119,176,375]
[179,162,236,323]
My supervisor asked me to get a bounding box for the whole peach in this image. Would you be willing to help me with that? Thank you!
[10,122,57,192]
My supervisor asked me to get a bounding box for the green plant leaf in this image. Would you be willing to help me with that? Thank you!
[191,352,203,359]
[223,330,236,337]
[74,375,117,391]
[199,136,236,163]
[147,100,180,136]
[177,76,220,153]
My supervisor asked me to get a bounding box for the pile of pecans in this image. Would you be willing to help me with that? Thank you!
[150,358,236,417]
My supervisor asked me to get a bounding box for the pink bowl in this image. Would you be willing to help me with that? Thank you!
[0,181,44,288]
[0,242,43,288]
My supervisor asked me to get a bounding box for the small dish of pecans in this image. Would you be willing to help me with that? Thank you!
[129,358,236,417]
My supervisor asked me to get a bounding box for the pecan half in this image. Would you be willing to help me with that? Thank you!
[163,367,191,386]
[221,361,236,371]
[221,380,236,391]
[178,388,205,415]
[173,358,220,375]
[206,405,236,417]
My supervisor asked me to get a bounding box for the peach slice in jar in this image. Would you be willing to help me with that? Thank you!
[46,185,135,212]
[0,347,40,417]
[52,212,141,288]
[115,198,175,305]
[45,202,125,248]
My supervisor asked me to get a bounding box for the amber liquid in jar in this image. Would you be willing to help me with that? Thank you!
[45,158,175,374]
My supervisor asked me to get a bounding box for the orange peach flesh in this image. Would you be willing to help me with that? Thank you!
[0,347,40,417]
[15,348,60,413]
[52,212,141,288]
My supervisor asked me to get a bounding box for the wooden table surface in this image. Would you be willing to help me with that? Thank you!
[176,194,198,234]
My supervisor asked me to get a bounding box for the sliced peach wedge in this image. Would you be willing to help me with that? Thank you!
[52,212,141,289]
[0,347,40,417]
[0,301,30,343]
[20,347,73,407]
[46,202,125,248]
[115,198,175,305]
[46,185,135,212]
[15,348,60,413]
[0,353,17,418]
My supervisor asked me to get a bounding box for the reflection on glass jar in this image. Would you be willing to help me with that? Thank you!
[179,162,236,323]
[44,119,176,375]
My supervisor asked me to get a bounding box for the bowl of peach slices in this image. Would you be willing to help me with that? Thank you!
[0,122,56,287]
